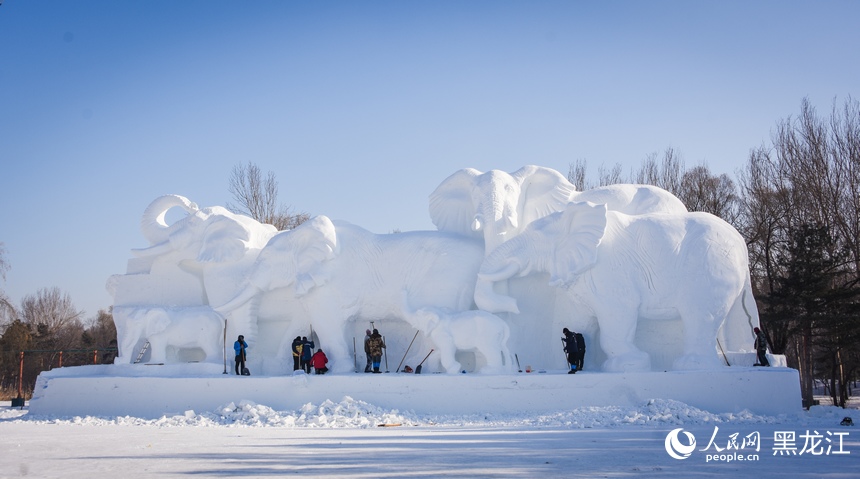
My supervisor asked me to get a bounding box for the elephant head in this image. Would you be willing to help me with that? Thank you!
[132,194,277,266]
[429,166,575,255]
[215,215,339,312]
[475,201,608,313]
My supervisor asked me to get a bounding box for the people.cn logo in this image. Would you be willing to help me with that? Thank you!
[664,428,697,460]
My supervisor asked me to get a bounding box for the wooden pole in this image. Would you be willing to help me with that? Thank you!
[17,351,24,398]
[396,331,420,373]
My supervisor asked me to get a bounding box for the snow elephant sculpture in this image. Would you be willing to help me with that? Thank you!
[475,200,759,372]
[116,306,224,364]
[215,215,486,373]
[408,307,513,374]
[109,194,277,361]
[429,165,687,256]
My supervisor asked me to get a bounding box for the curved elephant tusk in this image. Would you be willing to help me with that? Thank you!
[130,240,174,258]
[478,260,521,282]
[214,285,262,314]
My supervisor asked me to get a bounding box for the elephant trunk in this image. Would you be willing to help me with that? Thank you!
[474,234,536,313]
[481,182,518,255]
[140,195,199,245]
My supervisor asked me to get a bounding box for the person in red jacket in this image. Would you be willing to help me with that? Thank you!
[311,349,329,374]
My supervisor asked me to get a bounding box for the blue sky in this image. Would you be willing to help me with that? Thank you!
[1,0,858,320]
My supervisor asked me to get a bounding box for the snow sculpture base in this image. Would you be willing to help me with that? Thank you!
[29,365,801,419]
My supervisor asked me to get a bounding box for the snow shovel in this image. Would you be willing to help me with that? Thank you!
[415,349,434,374]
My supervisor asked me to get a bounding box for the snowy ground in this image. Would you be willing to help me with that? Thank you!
[1,395,858,478]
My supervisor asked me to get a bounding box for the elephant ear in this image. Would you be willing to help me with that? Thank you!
[429,168,483,239]
[252,215,338,295]
[511,165,576,230]
[196,210,251,264]
[548,201,608,286]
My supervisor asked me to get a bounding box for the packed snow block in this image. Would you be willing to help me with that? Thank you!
[29,365,801,419]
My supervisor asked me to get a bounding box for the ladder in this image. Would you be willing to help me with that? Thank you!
[134,341,150,364]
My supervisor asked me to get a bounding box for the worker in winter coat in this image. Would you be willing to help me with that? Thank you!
[363,329,373,373]
[234,335,248,375]
[562,328,579,374]
[754,327,770,367]
[300,336,315,373]
[367,329,386,373]
[291,336,303,371]
[311,349,329,374]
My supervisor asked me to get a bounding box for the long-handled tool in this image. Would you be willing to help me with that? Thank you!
[415,349,434,374]
[353,337,358,373]
[383,336,390,373]
[515,353,522,373]
[396,330,420,373]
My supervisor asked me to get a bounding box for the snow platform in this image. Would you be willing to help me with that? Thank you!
[29,364,801,419]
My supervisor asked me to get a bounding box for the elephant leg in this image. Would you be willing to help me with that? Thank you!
[311,321,351,373]
[673,301,728,370]
[147,335,167,363]
[595,309,650,372]
[433,332,461,374]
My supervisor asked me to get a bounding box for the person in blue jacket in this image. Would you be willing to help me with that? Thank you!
[300,336,315,373]
[234,335,248,375]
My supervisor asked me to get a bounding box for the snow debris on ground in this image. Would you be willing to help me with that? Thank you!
[3,396,855,430]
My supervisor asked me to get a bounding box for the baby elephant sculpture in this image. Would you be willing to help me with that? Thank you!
[410,307,513,374]
[121,306,224,364]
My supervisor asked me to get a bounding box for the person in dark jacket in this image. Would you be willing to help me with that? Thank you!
[291,336,303,371]
[311,349,329,374]
[754,327,770,367]
[573,331,586,371]
[562,328,579,374]
[300,336,315,373]
[234,335,248,375]
[363,329,373,373]
[367,329,386,373]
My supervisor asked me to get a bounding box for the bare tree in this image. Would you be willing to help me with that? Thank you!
[634,148,684,194]
[678,165,741,225]
[738,96,860,408]
[20,287,83,354]
[227,162,309,231]
[0,243,14,322]
[567,159,589,191]
[597,162,624,187]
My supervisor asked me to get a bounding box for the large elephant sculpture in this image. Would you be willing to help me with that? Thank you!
[429,165,687,256]
[109,195,277,362]
[215,215,486,372]
[474,200,759,372]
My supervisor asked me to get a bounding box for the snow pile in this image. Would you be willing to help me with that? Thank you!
[9,396,854,430]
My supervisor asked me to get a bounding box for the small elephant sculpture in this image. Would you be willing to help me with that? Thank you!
[409,307,513,374]
[475,200,758,372]
[117,306,224,364]
[215,215,486,372]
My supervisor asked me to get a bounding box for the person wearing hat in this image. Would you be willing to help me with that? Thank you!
[753,327,770,366]
[363,329,373,373]
[291,336,304,371]
[300,336,315,374]
[367,329,386,373]
[234,334,248,375]
[562,328,579,374]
